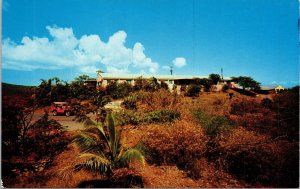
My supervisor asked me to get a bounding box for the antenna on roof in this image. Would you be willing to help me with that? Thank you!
[221,68,223,80]
[170,66,173,75]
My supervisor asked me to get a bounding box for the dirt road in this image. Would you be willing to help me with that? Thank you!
[32,100,123,131]
[32,109,86,131]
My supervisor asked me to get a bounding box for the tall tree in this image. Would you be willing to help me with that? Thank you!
[231,76,261,91]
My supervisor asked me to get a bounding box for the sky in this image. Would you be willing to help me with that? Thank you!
[2,0,299,87]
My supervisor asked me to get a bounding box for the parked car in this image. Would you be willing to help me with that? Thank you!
[50,102,72,116]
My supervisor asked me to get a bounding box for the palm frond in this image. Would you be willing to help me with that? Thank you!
[94,123,110,146]
[107,113,118,158]
[118,148,146,168]
[72,131,98,152]
[74,153,110,174]
[57,165,75,179]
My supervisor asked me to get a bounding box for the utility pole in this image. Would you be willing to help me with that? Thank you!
[170,66,173,75]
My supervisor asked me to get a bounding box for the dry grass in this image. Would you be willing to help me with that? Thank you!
[141,165,199,188]
[43,144,103,188]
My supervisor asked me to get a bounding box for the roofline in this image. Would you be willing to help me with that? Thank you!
[97,73,231,80]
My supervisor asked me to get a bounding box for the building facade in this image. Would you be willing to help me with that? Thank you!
[88,73,231,92]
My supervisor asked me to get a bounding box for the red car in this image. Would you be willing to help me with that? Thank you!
[50,102,72,116]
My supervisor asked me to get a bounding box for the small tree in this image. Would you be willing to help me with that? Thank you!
[133,77,145,91]
[209,74,221,85]
[185,84,201,97]
[70,75,97,100]
[198,78,211,92]
[61,113,145,180]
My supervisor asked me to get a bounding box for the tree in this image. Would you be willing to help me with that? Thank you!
[209,74,221,85]
[70,75,97,100]
[35,77,70,106]
[185,84,201,97]
[73,75,91,85]
[143,77,160,91]
[61,113,145,180]
[198,78,211,92]
[35,79,52,106]
[231,76,261,91]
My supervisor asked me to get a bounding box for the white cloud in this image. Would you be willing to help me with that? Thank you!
[2,25,160,74]
[162,65,170,70]
[172,57,186,68]
[132,43,159,73]
[79,66,99,74]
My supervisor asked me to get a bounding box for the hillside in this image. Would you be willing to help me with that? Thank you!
[2,82,36,97]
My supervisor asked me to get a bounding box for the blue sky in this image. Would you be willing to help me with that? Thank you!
[2,0,299,87]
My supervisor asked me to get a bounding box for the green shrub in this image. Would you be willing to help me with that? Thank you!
[144,109,180,124]
[115,110,142,125]
[143,77,160,91]
[185,84,201,97]
[122,94,138,110]
[106,81,132,99]
[115,109,180,125]
[193,109,233,137]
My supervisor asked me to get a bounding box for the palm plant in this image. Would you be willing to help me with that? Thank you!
[61,113,145,180]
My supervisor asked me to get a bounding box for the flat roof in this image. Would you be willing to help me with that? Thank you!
[98,73,231,80]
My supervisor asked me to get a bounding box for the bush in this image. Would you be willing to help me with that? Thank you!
[143,77,160,91]
[115,110,142,125]
[271,93,299,141]
[29,112,69,158]
[160,81,169,90]
[2,97,69,186]
[222,84,229,92]
[142,121,208,177]
[260,98,272,108]
[229,97,298,139]
[230,99,261,115]
[217,127,299,187]
[193,109,233,137]
[185,84,201,97]
[115,109,180,125]
[131,89,181,112]
[122,94,138,110]
[144,109,180,124]
[106,81,132,99]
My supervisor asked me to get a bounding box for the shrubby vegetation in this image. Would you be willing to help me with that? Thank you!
[2,96,69,186]
[217,127,298,187]
[142,121,208,179]
[118,89,181,125]
[106,81,132,99]
[193,109,233,137]
[116,109,180,125]
[2,73,299,188]
[185,84,201,97]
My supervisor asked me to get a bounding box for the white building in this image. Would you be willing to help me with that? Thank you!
[94,73,230,92]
